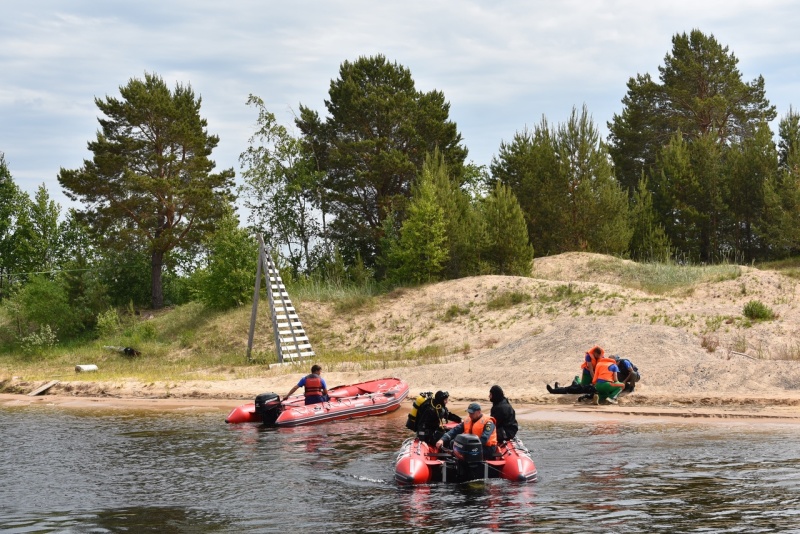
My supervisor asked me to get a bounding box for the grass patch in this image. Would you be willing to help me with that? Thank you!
[588,258,742,294]
[537,284,595,306]
[0,291,465,388]
[486,291,532,310]
[742,300,776,321]
[442,304,470,322]
[755,257,800,280]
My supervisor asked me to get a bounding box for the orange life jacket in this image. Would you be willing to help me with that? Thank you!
[592,357,617,384]
[581,345,604,371]
[303,374,324,396]
[463,414,498,446]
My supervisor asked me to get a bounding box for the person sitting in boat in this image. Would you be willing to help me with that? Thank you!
[488,385,518,443]
[614,355,641,392]
[435,403,498,458]
[285,364,329,405]
[592,353,625,405]
[415,390,462,446]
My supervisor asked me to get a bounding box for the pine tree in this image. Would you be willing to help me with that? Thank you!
[386,170,448,284]
[628,176,671,261]
[482,182,533,276]
[58,73,235,308]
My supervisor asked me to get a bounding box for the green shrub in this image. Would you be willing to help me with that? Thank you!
[6,276,79,339]
[20,324,58,356]
[743,300,776,321]
[95,308,122,338]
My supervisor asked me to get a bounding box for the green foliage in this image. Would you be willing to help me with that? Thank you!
[426,150,487,279]
[96,245,152,307]
[622,261,741,294]
[482,182,534,275]
[653,132,718,261]
[95,308,122,338]
[384,167,449,284]
[629,176,672,261]
[725,121,777,259]
[0,153,22,298]
[195,211,258,310]
[58,72,236,309]
[0,173,65,296]
[759,108,800,260]
[493,105,631,256]
[295,55,468,271]
[608,29,777,194]
[239,95,324,276]
[742,300,776,321]
[19,324,58,356]
[491,119,566,256]
[3,276,79,341]
[608,30,782,264]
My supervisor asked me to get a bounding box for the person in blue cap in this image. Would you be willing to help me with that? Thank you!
[435,402,498,458]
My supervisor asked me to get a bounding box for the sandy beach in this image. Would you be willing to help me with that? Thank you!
[4,252,800,424]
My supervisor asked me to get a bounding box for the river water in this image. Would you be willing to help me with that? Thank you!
[2,405,800,533]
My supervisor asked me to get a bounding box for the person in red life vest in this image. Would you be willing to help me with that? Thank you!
[435,402,498,458]
[591,354,625,405]
[285,364,329,405]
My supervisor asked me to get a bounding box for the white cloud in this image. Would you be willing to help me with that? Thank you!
[2,0,800,209]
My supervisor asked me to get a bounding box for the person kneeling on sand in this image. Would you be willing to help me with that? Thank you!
[614,355,641,392]
[546,345,605,402]
[592,353,625,405]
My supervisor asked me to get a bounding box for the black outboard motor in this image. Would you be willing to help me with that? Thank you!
[452,434,488,482]
[254,392,281,426]
[453,434,483,463]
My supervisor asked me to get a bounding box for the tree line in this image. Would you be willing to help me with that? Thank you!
[2,29,799,352]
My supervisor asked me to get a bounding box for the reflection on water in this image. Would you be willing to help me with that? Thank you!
[2,405,800,533]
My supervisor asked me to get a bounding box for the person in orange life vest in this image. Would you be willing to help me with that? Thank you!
[581,345,604,386]
[285,364,329,405]
[591,354,625,405]
[435,403,498,458]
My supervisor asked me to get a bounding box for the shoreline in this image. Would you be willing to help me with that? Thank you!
[4,392,800,424]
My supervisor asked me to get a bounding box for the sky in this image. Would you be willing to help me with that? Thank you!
[3,1,800,216]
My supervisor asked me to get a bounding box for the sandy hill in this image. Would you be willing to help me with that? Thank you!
[286,252,800,410]
[11,252,800,414]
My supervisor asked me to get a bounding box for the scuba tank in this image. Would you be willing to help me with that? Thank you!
[405,391,433,430]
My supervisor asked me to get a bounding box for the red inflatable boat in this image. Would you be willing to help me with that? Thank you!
[394,435,538,485]
[225,377,409,427]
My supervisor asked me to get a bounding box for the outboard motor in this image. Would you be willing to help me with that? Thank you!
[452,434,487,482]
[453,434,483,463]
[254,392,281,426]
